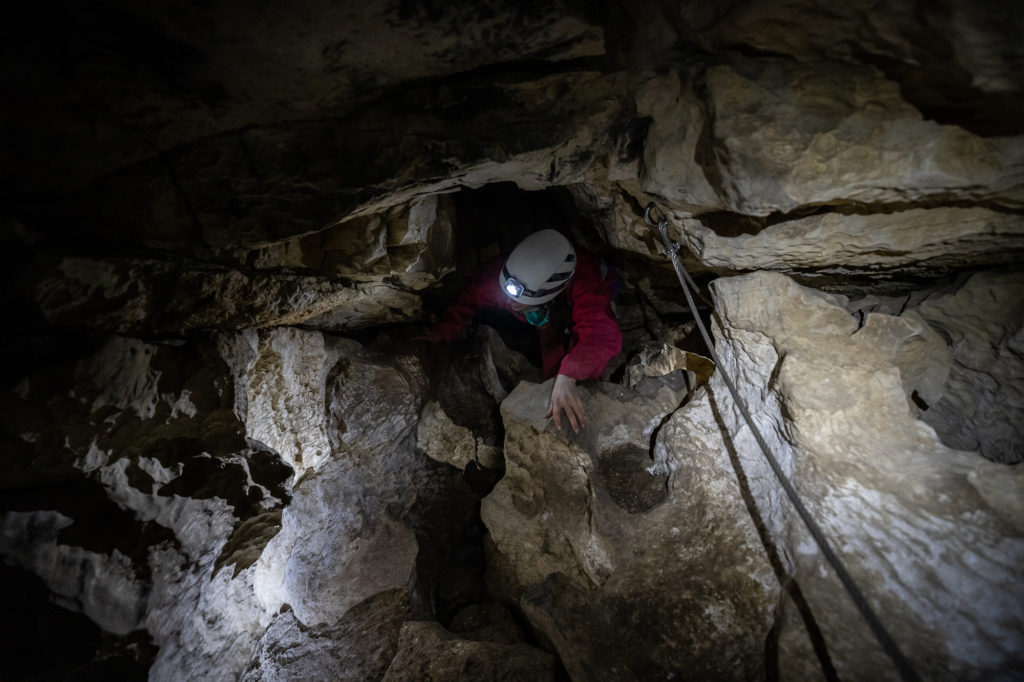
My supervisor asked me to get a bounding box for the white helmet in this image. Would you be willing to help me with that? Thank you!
[498,230,576,305]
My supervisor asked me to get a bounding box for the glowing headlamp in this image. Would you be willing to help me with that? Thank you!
[504,277,525,298]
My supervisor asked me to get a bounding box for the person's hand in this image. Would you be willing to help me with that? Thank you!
[545,374,586,433]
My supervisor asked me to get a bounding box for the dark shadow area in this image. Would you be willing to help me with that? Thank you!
[0,563,154,681]
[852,48,1024,138]
[595,443,669,513]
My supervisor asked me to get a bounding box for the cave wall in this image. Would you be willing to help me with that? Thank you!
[2,0,1023,680]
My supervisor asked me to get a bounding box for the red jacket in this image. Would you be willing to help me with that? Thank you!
[432,249,621,381]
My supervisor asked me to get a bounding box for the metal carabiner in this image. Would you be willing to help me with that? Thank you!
[645,202,679,256]
[643,201,668,229]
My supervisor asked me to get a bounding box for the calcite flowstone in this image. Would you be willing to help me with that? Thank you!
[481,375,779,680]
[708,271,1024,681]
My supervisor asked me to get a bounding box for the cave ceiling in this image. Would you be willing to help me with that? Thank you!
[3,0,1022,308]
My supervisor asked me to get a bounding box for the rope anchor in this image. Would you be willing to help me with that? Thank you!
[644,202,682,257]
[643,202,668,229]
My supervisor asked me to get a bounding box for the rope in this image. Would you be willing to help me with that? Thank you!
[644,203,922,682]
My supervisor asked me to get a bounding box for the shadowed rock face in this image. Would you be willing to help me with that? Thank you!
[2,0,1023,680]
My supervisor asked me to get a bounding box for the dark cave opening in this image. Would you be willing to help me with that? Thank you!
[418,180,711,375]
[420,182,591,313]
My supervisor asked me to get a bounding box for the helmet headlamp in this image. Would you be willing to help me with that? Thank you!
[504,277,525,298]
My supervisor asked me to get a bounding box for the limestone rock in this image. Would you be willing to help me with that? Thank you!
[448,602,526,645]
[624,342,715,390]
[425,326,540,458]
[707,271,1024,681]
[634,71,722,212]
[569,179,660,256]
[0,327,449,678]
[417,400,503,471]
[19,67,629,254]
[681,207,1024,279]
[381,621,557,682]
[1,334,293,681]
[0,510,146,635]
[699,0,1024,103]
[705,58,1024,215]
[246,329,428,625]
[252,458,419,628]
[912,270,1024,464]
[967,461,1024,535]
[242,194,456,290]
[240,591,411,682]
[31,257,422,335]
[5,2,1024,680]
[146,558,268,682]
[481,376,779,680]
[241,328,341,476]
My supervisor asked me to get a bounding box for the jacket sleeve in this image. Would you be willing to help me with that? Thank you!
[557,253,622,381]
[431,258,505,342]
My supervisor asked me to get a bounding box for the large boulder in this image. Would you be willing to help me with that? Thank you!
[481,374,779,680]
[708,270,1024,681]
